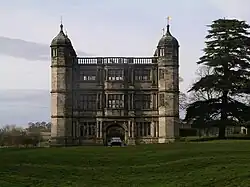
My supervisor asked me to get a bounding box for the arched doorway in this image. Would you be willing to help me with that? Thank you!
[105,124,125,144]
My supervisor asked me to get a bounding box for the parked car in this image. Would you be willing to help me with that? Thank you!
[108,137,122,146]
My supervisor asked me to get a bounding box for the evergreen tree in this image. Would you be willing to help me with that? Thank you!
[185,18,250,138]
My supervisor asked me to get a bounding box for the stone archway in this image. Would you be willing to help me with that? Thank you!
[104,123,126,145]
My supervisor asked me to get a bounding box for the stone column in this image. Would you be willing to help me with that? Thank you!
[132,121,135,138]
[106,94,108,108]
[96,122,99,138]
[100,94,103,108]
[151,94,153,109]
[76,121,80,137]
[131,94,134,109]
[156,122,159,137]
[72,121,76,138]
[128,121,131,137]
[86,122,89,138]
[100,121,103,138]
[151,121,155,137]
[124,121,127,142]
[142,122,144,137]
[105,69,108,81]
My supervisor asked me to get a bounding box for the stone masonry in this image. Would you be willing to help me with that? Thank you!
[50,22,180,146]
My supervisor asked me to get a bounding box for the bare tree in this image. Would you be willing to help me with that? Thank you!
[188,66,221,102]
[179,77,188,110]
[0,124,43,147]
[187,66,222,136]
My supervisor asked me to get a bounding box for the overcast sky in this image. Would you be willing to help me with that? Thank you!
[0,0,250,90]
[0,0,249,125]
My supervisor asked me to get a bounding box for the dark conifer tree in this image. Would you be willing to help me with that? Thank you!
[185,18,250,138]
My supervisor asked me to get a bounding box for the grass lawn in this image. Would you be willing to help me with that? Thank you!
[1,141,250,187]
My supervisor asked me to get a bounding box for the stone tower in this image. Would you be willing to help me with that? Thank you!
[50,23,76,145]
[157,23,179,143]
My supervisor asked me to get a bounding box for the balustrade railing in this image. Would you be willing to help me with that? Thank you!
[76,57,157,65]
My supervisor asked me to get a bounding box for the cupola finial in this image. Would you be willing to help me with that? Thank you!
[60,16,63,31]
[166,16,171,33]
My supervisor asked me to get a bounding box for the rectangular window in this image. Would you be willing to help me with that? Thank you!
[97,94,102,109]
[154,122,157,137]
[80,94,97,110]
[107,94,123,108]
[159,69,164,79]
[80,71,96,81]
[134,69,150,81]
[145,122,151,136]
[160,48,164,56]
[80,125,84,137]
[140,123,143,136]
[152,93,157,109]
[136,122,151,136]
[52,49,57,57]
[159,94,164,107]
[80,122,96,137]
[88,122,96,136]
[135,94,151,110]
[107,69,123,81]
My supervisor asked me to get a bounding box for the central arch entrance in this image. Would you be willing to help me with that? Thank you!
[105,124,126,145]
[106,125,125,140]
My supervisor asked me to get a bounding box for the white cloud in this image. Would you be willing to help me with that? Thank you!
[0,55,50,89]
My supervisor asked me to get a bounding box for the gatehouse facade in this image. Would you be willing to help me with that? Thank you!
[50,22,180,145]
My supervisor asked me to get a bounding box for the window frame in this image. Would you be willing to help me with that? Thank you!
[107,69,124,81]
[107,94,124,109]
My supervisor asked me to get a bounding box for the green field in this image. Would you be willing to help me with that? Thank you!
[1,141,250,187]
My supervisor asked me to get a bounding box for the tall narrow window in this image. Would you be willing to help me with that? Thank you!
[97,94,102,109]
[130,124,132,137]
[88,122,96,136]
[147,122,151,136]
[84,123,88,136]
[159,48,164,56]
[80,126,84,137]
[52,49,57,57]
[152,93,157,109]
[159,69,164,79]
[159,94,164,107]
[154,122,157,137]
[139,123,143,136]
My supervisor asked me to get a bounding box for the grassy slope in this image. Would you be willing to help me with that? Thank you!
[1,141,250,187]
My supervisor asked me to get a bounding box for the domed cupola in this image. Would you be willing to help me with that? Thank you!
[51,24,72,47]
[157,24,179,48]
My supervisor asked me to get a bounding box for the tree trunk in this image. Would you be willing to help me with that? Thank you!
[219,90,228,139]
[247,128,250,136]
[218,126,226,139]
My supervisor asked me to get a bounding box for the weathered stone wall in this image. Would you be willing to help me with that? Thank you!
[157,46,180,142]
[50,46,74,145]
